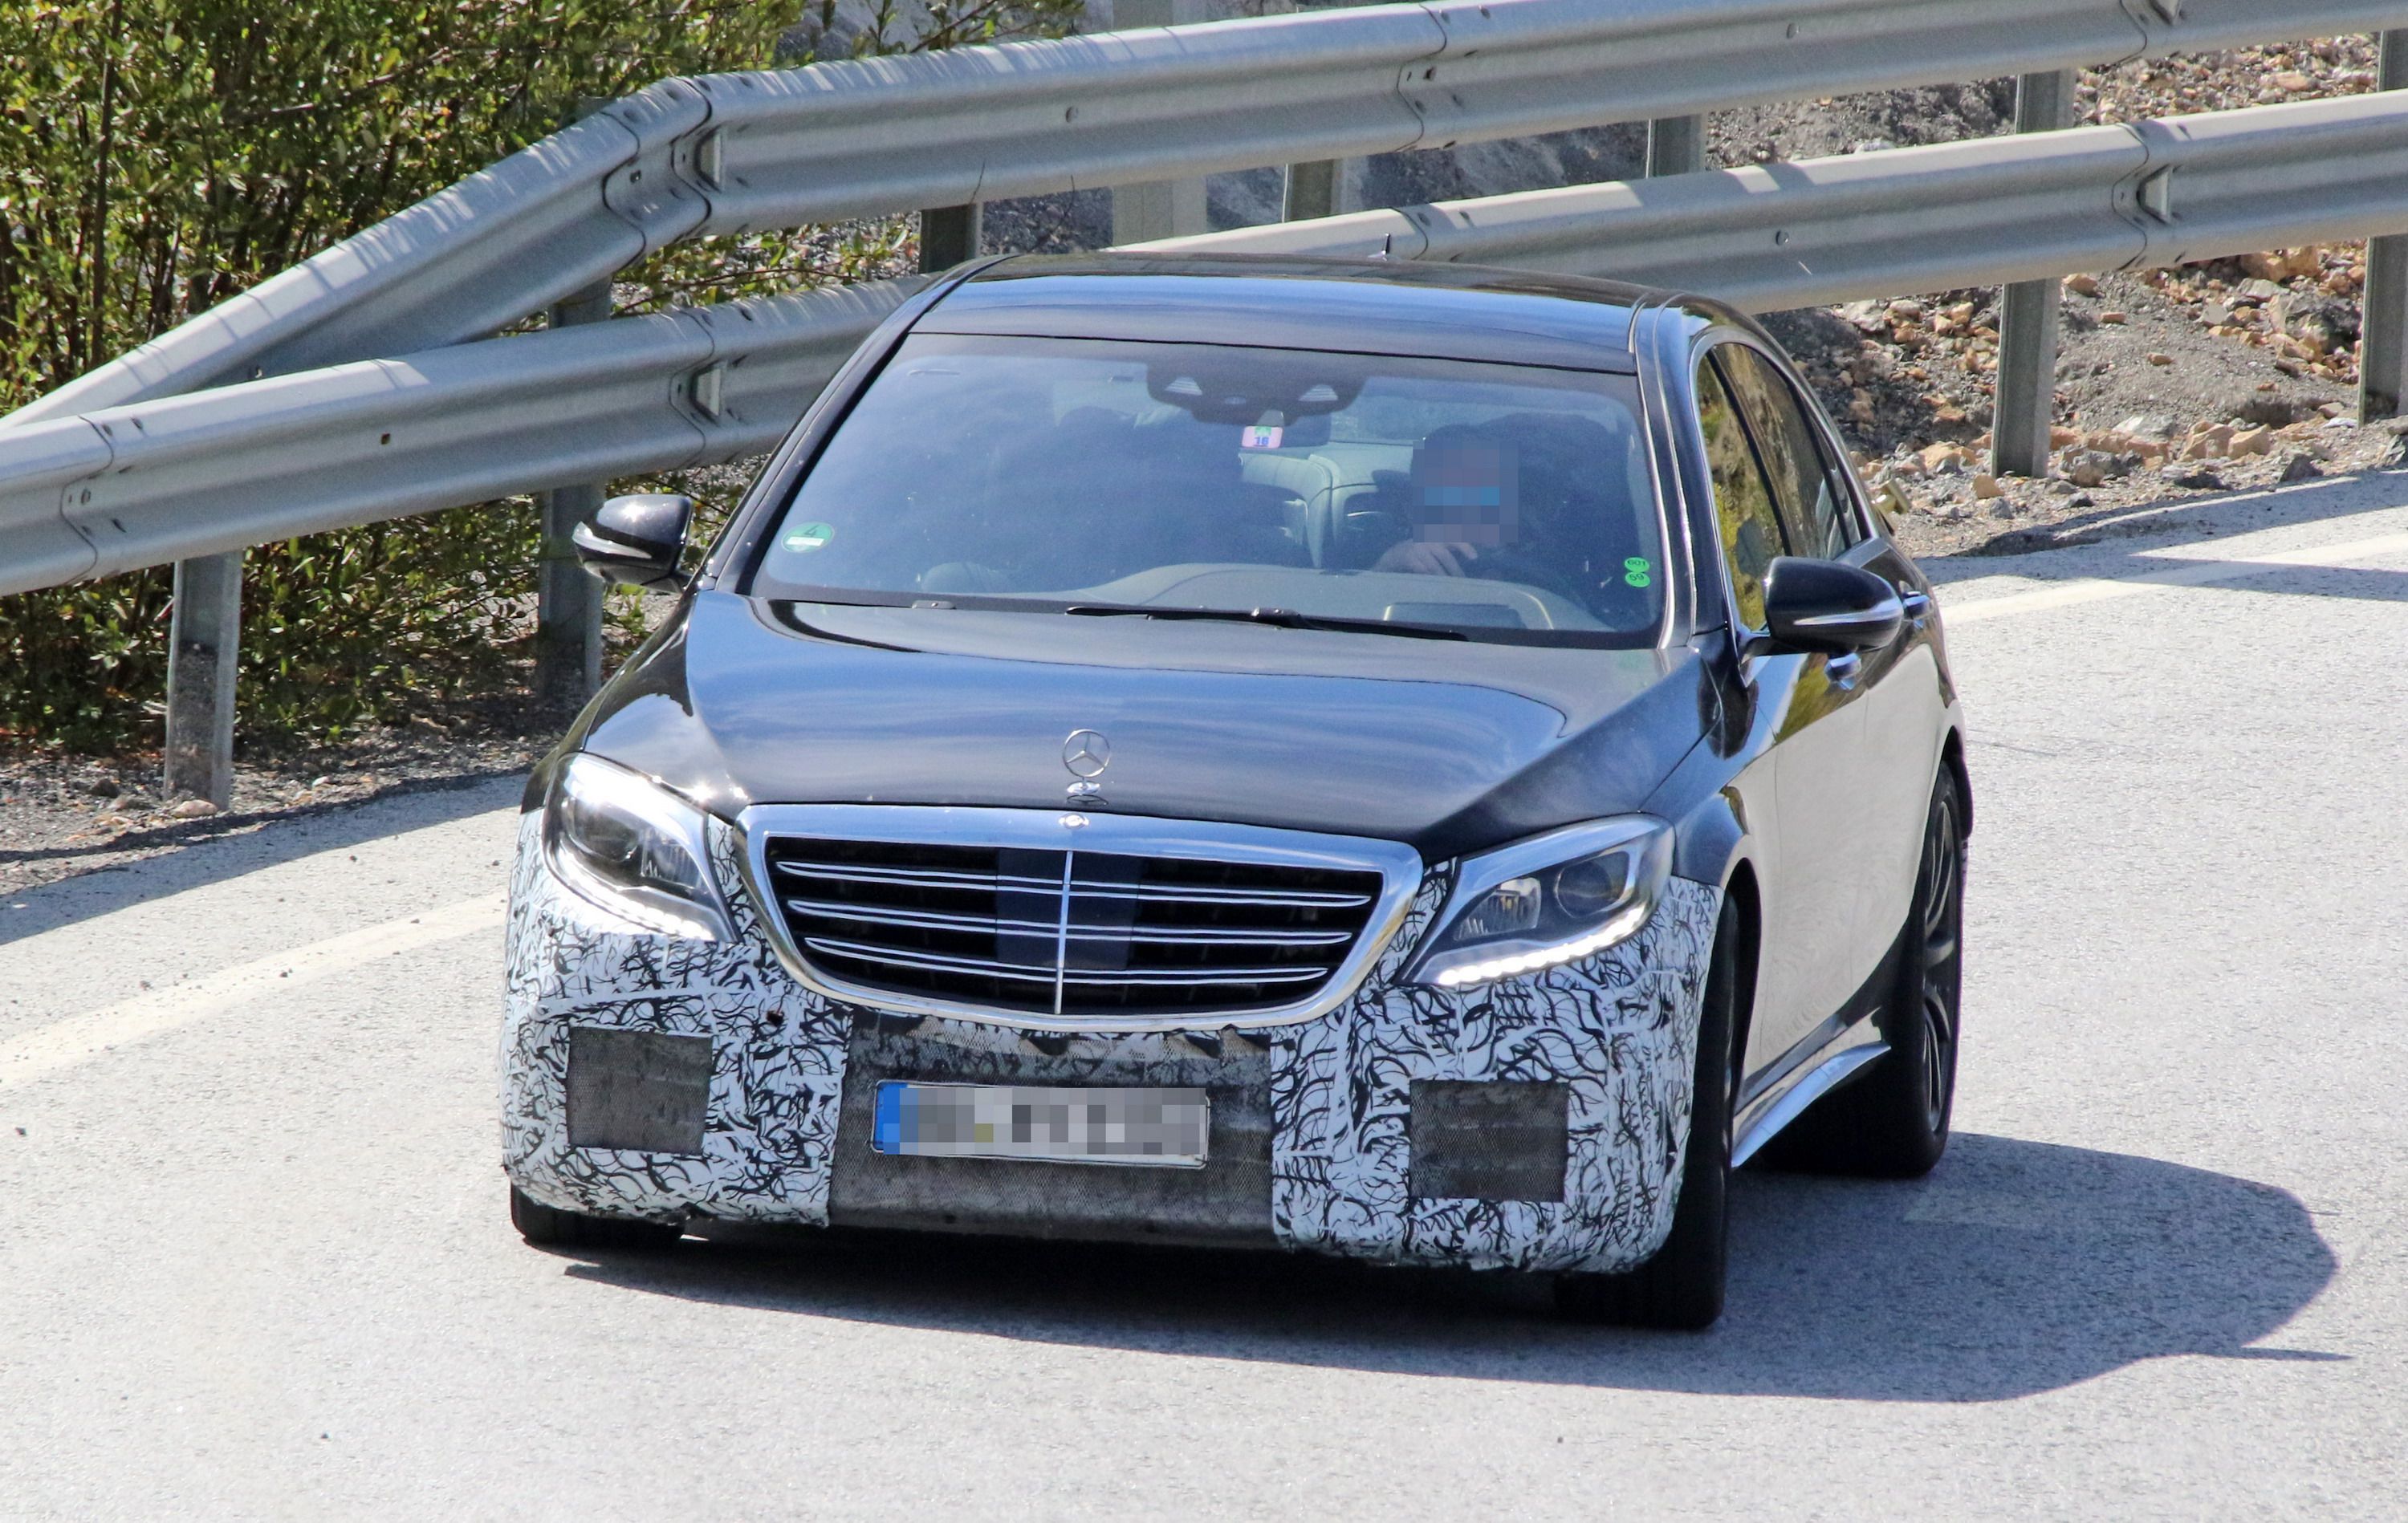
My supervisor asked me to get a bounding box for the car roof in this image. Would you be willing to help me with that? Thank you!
[917,252,1669,373]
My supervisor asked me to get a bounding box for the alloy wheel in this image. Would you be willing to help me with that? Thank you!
[1915,796,1963,1132]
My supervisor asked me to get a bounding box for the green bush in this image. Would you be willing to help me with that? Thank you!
[0,0,1076,753]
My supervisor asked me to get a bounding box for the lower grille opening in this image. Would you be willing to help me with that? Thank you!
[763,835,1385,1020]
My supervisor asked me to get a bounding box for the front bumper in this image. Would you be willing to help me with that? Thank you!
[501,811,1720,1274]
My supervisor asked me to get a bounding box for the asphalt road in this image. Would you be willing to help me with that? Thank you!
[5,473,2406,1520]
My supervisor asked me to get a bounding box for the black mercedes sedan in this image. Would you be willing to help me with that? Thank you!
[502,253,1969,1330]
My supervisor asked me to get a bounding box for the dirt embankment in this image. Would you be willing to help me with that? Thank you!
[1743,35,2399,555]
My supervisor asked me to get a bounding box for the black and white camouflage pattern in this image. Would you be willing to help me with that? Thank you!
[500,811,849,1223]
[1269,871,1722,1274]
[502,810,1720,1272]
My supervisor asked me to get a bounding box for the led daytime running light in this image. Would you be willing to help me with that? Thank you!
[1430,900,1653,988]
[1410,816,1672,989]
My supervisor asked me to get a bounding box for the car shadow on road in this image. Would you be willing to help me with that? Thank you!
[556,1131,2338,1403]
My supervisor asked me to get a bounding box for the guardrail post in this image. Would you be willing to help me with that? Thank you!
[534,278,612,711]
[1645,116,1704,178]
[1283,159,1339,222]
[1993,68,2078,477]
[2361,32,2408,421]
[162,551,242,807]
[919,204,982,271]
[1109,0,1210,242]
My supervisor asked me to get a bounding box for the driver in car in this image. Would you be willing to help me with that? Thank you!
[1367,418,1632,615]
[1373,431,1522,579]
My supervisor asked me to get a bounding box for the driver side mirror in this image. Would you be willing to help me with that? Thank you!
[1761,556,1903,653]
[573,493,693,589]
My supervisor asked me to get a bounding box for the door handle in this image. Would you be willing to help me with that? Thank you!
[1827,652,1862,689]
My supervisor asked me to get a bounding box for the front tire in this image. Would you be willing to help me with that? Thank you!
[1553,904,1743,1330]
[509,1184,683,1250]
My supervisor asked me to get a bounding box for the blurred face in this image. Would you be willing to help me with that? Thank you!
[1410,440,1519,547]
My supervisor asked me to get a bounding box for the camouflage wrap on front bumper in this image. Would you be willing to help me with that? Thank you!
[501,811,1720,1272]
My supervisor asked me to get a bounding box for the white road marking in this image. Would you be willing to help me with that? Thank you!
[0,890,506,1089]
[1940,528,2408,623]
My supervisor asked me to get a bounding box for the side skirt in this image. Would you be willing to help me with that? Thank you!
[1730,1035,1888,1168]
[1729,924,1905,1168]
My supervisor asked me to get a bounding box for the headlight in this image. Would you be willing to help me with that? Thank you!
[1410,817,1673,989]
[543,753,733,940]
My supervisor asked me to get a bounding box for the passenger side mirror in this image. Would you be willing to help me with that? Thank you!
[1761,556,1902,654]
[574,493,693,589]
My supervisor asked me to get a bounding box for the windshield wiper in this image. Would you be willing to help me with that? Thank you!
[1064,603,1468,640]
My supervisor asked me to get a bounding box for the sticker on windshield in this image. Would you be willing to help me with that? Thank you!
[783,522,836,553]
[1239,424,1284,449]
[1623,556,1653,588]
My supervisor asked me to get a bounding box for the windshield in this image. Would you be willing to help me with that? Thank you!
[747,334,1666,645]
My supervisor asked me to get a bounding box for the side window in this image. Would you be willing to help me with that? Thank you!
[1695,358,1788,632]
[1718,345,1859,561]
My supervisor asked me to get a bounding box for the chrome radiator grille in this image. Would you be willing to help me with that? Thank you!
[762,836,1386,1020]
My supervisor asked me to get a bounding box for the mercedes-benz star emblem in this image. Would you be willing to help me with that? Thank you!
[1062,730,1112,780]
[1062,729,1111,804]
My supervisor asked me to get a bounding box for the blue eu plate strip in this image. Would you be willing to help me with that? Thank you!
[873,1081,906,1155]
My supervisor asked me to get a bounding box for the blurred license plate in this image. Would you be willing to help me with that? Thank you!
[872,1082,1208,1168]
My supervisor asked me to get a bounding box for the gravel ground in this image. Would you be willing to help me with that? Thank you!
[0,711,549,900]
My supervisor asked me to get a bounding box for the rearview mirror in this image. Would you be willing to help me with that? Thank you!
[574,493,692,589]
[1761,556,1902,653]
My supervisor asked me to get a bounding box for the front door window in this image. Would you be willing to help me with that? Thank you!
[1694,357,1788,632]
[1714,345,1858,561]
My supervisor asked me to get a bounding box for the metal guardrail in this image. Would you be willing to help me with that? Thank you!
[0,281,923,595]
[8,89,2405,598]
[10,0,2407,428]
[1149,91,2408,308]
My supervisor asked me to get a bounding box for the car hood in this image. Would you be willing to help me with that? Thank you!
[570,591,1712,861]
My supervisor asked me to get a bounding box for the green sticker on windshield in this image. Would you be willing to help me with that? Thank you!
[783,522,836,553]
[1623,555,1652,588]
